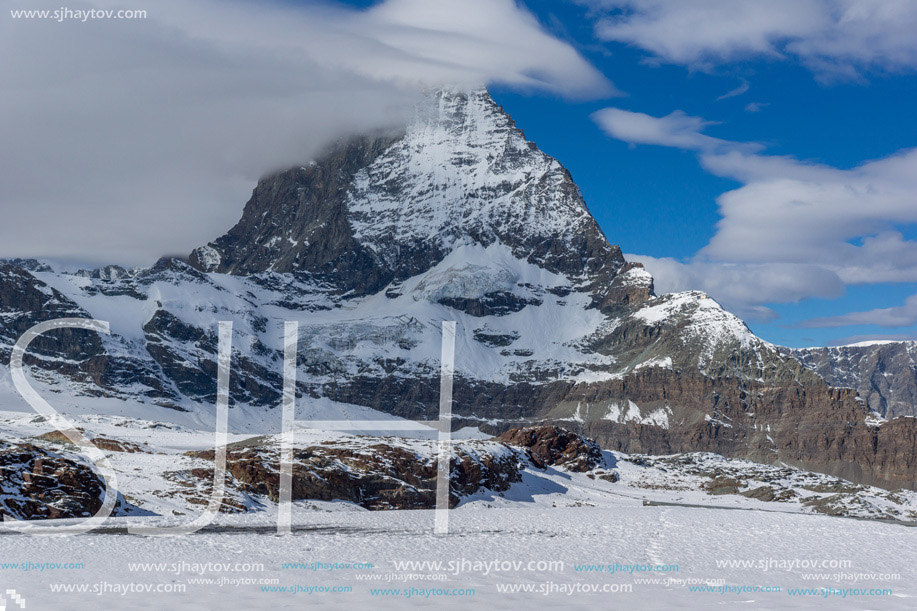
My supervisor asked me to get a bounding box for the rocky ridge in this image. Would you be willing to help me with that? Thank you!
[785,341,917,419]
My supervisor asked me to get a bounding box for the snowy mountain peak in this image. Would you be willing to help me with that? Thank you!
[347,88,618,278]
[190,88,626,299]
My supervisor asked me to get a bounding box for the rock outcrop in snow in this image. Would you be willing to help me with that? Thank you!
[0,439,140,520]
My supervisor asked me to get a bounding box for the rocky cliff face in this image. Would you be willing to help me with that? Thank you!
[786,341,917,419]
[3,88,917,491]
[0,262,105,384]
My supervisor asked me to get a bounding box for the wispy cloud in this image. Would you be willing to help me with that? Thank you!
[582,0,917,80]
[744,102,768,113]
[801,294,917,328]
[591,108,761,153]
[717,79,749,100]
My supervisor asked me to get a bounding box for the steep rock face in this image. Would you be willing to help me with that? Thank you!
[562,369,914,489]
[786,342,917,418]
[142,306,282,407]
[190,135,401,294]
[0,262,107,388]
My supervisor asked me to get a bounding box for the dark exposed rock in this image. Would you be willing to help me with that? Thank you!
[739,486,796,502]
[786,342,917,418]
[142,308,283,407]
[0,262,107,384]
[439,292,542,317]
[473,329,519,347]
[498,426,603,472]
[90,438,145,454]
[183,427,607,510]
[189,439,523,510]
[189,134,403,296]
[569,368,917,491]
[35,430,146,454]
[705,476,744,495]
[0,440,136,520]
[597,262,655,313]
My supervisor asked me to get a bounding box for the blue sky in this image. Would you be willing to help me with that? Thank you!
[290,0,917,347]
[486,1,917,347]
[5,0,917,348]
[476,1,917,346]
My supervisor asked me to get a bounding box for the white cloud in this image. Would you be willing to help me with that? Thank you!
[591,108,760,153]
[698,153,917,282]
[716,79,749,100]
[354,0,617,95]
[584,0,917,79]
[801,294,917,328]
[596,106,917,321]
[0,0,613,266]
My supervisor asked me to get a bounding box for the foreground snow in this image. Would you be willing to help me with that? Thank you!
[0,407,914,609]
[1,504,912,610]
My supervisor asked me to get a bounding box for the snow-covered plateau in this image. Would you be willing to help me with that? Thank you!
[2,506,913,610]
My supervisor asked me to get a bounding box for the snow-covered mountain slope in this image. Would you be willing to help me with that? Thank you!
[6,416,917,610]
[344,90,619,283]
[2,88,917,491]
